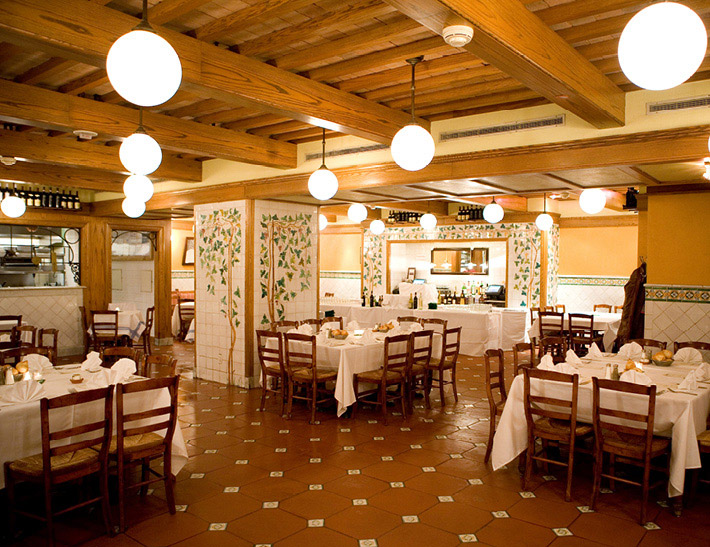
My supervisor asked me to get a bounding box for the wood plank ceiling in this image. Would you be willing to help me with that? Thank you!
[0,0,708,217]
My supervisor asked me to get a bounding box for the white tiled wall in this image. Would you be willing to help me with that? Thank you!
[556,276,626,311]
[645,285,710,348]
[0,286,84,356]
[111,259,154,313]
[171,271,194,293]
[319,275,360,300]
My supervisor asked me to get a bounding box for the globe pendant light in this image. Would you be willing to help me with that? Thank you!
[0,192,25,218]
[119,107,162,175]
[319,214,328,231]
[579,188,606,214]
[369,219,385,235]
[483,199,504,223]
[419,212,437,231]
[535,193,553,231]
[391,56,435,171]
[618,3,707,90]
[122,197,146,218]
[106,0,182,106]
[308,128,339,201]
[347,203,368,223]
[123,174,154,203]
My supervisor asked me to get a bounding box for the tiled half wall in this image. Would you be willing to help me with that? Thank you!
[319,270,361,300]
[557,276,626,311]
[645,284,710,348]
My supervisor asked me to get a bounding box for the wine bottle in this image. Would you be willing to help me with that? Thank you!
[74,192,82,210]
[413,292,419,310]
[408,293,414,309]
[369,293,375,308]
[362,289,367,307]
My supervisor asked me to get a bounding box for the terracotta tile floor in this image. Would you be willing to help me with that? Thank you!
[4,343,710,546]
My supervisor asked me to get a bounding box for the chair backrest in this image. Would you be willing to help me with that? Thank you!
[540,335,568,363]
[674,340,710,354]
[91,310,119,338]
[38,328,58,360]
[283,333,316,374]
[484,348,506,406]
[78,306,89,332]
[300,318,321,328]
[568,313,595,339]
[102,346,138,368]
[321,316,344,329]
[143,354,178,377]
[270,320,298,334]
[628,338,666,352]
[439,326,462,369]
[256,330,284,376]
[396,316,421,326]
[555,304,566,313]
[41,386,113,476]
[523,368,579,435]
[529,307,540,324]
[383,333,411,375]
[543,306,555,312]
[613,305,623,313]
[12,325,37,347]
[422,318,447,356]
[0,315,22,347]
[538,311,564,338]
[410,329,434,371]
[593,304,612,312]
[116,376,179,459]
[513,342,535,375]
[144,307,155,334]
[0,345,53,366]
[592,378,657,458]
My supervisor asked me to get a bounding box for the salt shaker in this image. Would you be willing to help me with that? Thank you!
[604,363,611,379]
[5,368,15,385]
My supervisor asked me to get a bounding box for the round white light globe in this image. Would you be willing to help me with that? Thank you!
[0,195,26,218]
[308,167,339,201]
[579,188,606,214]
[319,214,328,231]
[119,131,162,175]
[122,197,146,218]
[107,29,182,106]
[391,124,435,171]
[535,212,553,231]
[347,203,368,223]
[618,3,707,90]
[483,202,504,223]
[419,213,437,231]
[369,219,385,235]
[123,174,154,203]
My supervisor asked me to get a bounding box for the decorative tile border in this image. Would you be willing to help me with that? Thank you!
[171,270,194,279]
[559,276,626,287]
[320,270,361,279]
[645,285,710,304]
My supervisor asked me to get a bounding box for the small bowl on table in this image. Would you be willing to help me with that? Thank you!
[652,358,673,367]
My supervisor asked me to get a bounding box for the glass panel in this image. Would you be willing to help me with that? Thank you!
[430,247,488,275]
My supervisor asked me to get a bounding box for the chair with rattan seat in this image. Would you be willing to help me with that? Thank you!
[593,304,612,312]
[256,330,286,415]
[111,376,180,532]
[421,317,447,357]
[299,318,322,330]
[529,307,540,347]
[270,320,298,333]
[513,342,536,375]
[0,315,22,350]
[523,368,592,501]
[4,386,113,546]
[140,307,154,356]
[554,304,566,313]
[425,326,461,407]
[409,329,434,411]
[484,348,507,463]
[540,335,568,363]
[673,341,710,354]
[283,333,337,424]
[101,346,140,368]
[320,316,344,330]
[0,345,53,367]
[537,311,564,356]
[628,338,666,352]
[12,325,37,348]
[91,310,119,352]
[353,332,410,425]
[142,354,178,378]
[590,378,671,525]
[176,297,194,341]
[613,305,623,313]
[38,328,58,363]
[396,316,422,329]
[78,306,92,358]
[568,313,603,355]
[688,429,710,503]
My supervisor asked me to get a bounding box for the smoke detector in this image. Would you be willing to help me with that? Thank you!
[0,156,17,166]
[442,24,473,47]
[73,129,98,141]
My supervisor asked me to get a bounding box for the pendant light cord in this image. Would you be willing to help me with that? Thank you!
[320,128,326,169]
[410,62,416,123]
[142,0,148,22]
[543,192,547,213]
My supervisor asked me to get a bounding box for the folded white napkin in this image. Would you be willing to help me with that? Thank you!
[361,329,376,345]
[81,351,102,372]
[0,381,45,405]
[556,362,579,374]
[587,343,604,359]
[565,349,583,366]
[86,358,137,388]
[618,342,644,360]
[620,368,652,386]
[23,353,53,373]
[678,372,698,391]
[112,358,136,380]
[346,320,360,331]
[673,347,703,365]
[692,362,710,381]
[538,354,555,371]
[297,323,313,335]
[391,320,400,329]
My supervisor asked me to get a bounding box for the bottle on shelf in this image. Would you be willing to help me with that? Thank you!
[362,289,367,307]
[408,293,414,309]
[369,292,375,308]
[413,292,419,310]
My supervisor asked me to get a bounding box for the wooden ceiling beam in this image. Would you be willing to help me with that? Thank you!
[57,69,109,95]
[618,166,663,186]
[417,89,540,117]
[223,114,292,132]
[148,0,215,26]
[536,0,643,27]
[193,107,255,125]
[456,195,528,212]
[0,160,126,192]
[321,204,380,220]
[371,200,450,216]
[0,128,201,182]
[164,98,226,119]
[0,0,421,144]
[603,189,627,212]
[0,79,295,169]
[383,0,625,128]
[386,76,520,110]
[14,57,75,85]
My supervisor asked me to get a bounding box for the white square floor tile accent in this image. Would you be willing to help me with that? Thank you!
[400,427,411,432]
[577,506,594,513]
[348,469,361,475]
[275,447,287,453]
[359,540,377,547]
[402,515,419,523]
[308,519,325,528]
[643,522,661,531]
[552,528,572,537]
[542,475,557,481]
[216,431,227,436]
[381,456,394,461]
[208,523,227,531]
[310,438,321,442]
[310,458,321,463]
[251,421,261,426]
[244,439,255,443]
[343,445,355,451]
[224,487,240,493]
[373,436,384,441]
[262,501,279,509]
[367,420,378,424]
[422,467,436,473]
[270,471,283,477]
[438,496,454,503]
[279,429,290,434]
[435,435,447,439]
[309,484,323,490]
[410,444,422,449]
[254,544,272,547]
[235,460,248,465]
[353,499,368,505]
[468,479,483,485]
[492,511,509,518]
[459,534,478,543]
[190,473,205,479]
[450,453,463,459]
[340,428,351,432]
[175,505,187,512]
[519,491,535,498]
[225,415,235,419]
[204,449,217,454]
[390,482,404,488]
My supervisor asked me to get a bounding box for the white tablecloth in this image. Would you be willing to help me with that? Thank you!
[0,320,31,344]
[528,312,621,351]
[0,366,188,489]
[91,310,145,342]
[172,301,195,337]
[491,355,710,497]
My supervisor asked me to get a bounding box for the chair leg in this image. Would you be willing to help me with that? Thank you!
[609,453,616,491]
[688,468,700,507]
[590,449,603,511]
[451,368,458,402]
[259,371,267,412]
[640,459,651,525]
[118,460,126,533]
[381,381,388,426]
[44,478,55,547]
[286,380,294,419]
[400,380,407,419]
[564,440,575,502]
[279,375,286,416]
[5,464,16,541]
[523,436,535,491]
[309,382,317,425]
[484,410,496,463]
[424,371,431,409]
[541,439,550,475]
[140,458,150,496]
[100,467,113,537]
[439,373,446,407]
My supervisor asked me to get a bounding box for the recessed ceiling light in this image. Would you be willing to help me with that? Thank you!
[73,130,98,141]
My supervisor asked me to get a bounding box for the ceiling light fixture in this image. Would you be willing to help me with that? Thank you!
[319,214,328,231]
[419,212,437,231]
[106,0,182,106]
[618,3,707,90]
[579,188,606,214]
[308,128,339,201]
[73,130,98,141]
[0,188,25,218]
[347,203,368,223]
[120,107,162,176]
[369,219,385,235]
[704,158,710,181]
[483,198,504,223]
[123,174,154,203]
[0,156,17,166]
[121,197,146,218]
[442,24,474,47]
[391,56,435,172]
[535,193,553,231]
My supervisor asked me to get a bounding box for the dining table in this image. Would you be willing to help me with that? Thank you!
[171,301,195,338]
[0,364,188,489]
[94,308,146,343]
[491,352,710,500]
[528,311,621,351]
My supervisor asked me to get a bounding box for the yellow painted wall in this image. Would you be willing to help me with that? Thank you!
[320,232,361,271]
[171,227,194,271]
[646,192,710,285]
[559,226,638,277]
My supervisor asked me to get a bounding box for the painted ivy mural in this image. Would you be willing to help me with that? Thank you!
[259,213,313,325]
[363,233,384,296]
[198,208,242,383]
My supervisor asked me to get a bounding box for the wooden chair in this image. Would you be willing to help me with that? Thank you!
[101,346,139,368]
[590,378,671,525]
[113,376,180,532]
[593,304,612,312]
[141,307,154,356]
[425,326,461,407]
[4,386,114,546]
[538,311,564,358]
[421,318,447,357]
[324,292,335,298]
[299,318,322,330]
[256,330,286,415]
[283,333,337,424]
[523,368,592,501]
[143,354,178,378]
[78,306,92,358]
[0,314,22,350]
[91,310,119,351]
[321,316,344,329]
[484,348,506,463]
[409,329,434,411]
[177,297,194,341]
[554,304,566,313]
[540,335,568,363]
[513,342,536,375]
[568,313,603,355]
[689,428,710,503]
[613,305,623,313]
[270,320,299,333]
[628,338,666,352]
[397,316,422,328]
[673,341,710,354]
[544,306,555,312]
[529,307,540,347]
[0,346,54,367]
[38,328,58,363]
[12,325,37,347]
[353,333,409,425]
